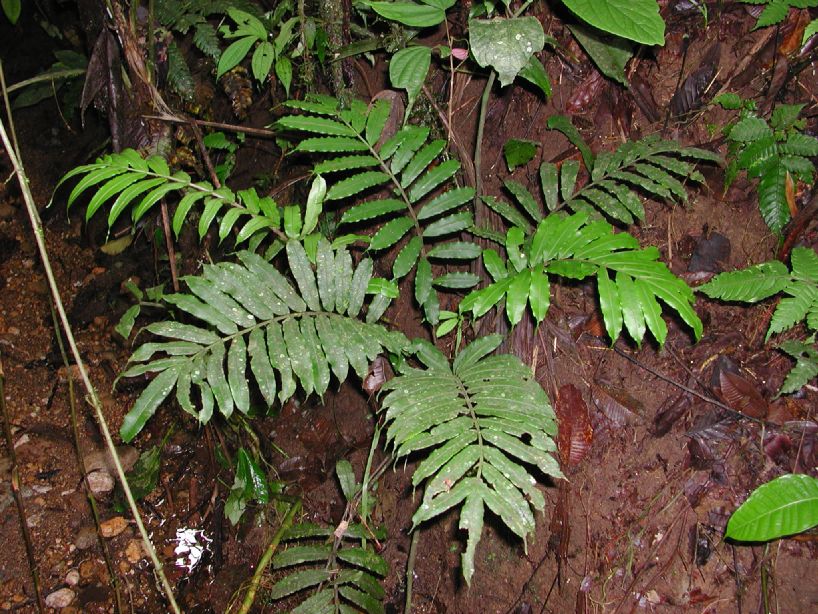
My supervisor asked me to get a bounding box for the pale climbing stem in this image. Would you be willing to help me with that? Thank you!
[0,61,182,614]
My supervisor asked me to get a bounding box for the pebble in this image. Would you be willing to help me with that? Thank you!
[125,539,145,563]
[83,446,139,474]
[100,516,128,538]
[85,470,114,495]
[74,526,97,550]
[45,588,75,609]
[65,569,80,586]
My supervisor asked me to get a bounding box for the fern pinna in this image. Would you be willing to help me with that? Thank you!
[276,94,479,324]
[717,96,818,234]
[479,116,721,232]
[463,212,703,347]
[54,147,326,248]
[118,239,408,442]
[268,460,389,612]
[380,334,562,585]
[699,246,818,394]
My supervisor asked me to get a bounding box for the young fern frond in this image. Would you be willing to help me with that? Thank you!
[268,461,388,613]
[55,148,294,246]
[380,335,562,586]
[462,212,703,347]
[484,118,720,228]
[699,246,818,394]
[719,99,818,234]
[118,239,409,442]
[276,94,479,324]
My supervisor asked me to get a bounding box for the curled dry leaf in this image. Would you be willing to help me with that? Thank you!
[592,383,643,427]
[718,370,768,419]
[555,384,593,464]
[363,356,391,395]
[652,393,691,436]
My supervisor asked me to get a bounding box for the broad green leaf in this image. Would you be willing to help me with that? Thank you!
[422,211,473,238]
[390,46,431,121]
[417,187,475,220]
[567,23,632,86]
[275,56,293,96]
[362,0,448,27]
[469,17,546,87]
[726,474,818,541]
[302,175,326,237]
[563,0,665,46]
[504,139,539,171]
[433,272,480,289]
[427,241,482,260]
[517,55,552,99]
[251,41,275,83]
[506,270,531,326]
[529,269,550,324]
[217,36,257,79]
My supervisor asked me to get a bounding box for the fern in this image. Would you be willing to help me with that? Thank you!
[155,0,263,97]
[717,97,818,234]
[118,240,409,442]
[268,461,388,613]
[462,212,702,347]
[54,148,327,246]
[699,246,818,393]
[483,115,720,229]
[276,94,480,325]
[380,335,562,585]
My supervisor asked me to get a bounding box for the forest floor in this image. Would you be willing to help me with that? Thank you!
[2,2,818,613]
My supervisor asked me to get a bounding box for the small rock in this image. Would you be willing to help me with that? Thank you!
[65,569,80,586]
[83,446,139,474]
[100,516,128,538]
[13,434,29,448]
[78,559,97,580]
[85,470,114,496]
[74,526,97,550]
[125,539,145,563]
[45,588,75,609]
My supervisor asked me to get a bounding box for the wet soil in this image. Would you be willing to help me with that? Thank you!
[3,2,818,613]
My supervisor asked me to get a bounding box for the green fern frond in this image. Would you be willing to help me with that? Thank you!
[276,95,479,324]
[498,125,718,226]
[55,148,298,245]
[193,21,222,62]
[699,246,818,341]
[118,240,409,442]
[380,335,562,585]
[166,41,196,100]
[720,100,818,234]
[461,212,702,347]
[779,337,818,396]
[268,461,388,613]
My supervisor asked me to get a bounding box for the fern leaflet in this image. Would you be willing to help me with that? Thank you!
[719,98,818,234]
[462,212,702,347]
[380,335,562,585]
[699,246,818,394]
[276,94,479,324]
[486,117,720,228]
[118,240,409,442]
[268,461,388,613]
[54,148,319,246]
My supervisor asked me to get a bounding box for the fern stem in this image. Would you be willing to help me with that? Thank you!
[234,498,301,614]
[0,99,182,613]
[473,70,496,214]
[404,528,420,614]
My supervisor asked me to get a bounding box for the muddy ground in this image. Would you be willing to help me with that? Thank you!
[2,1,818,613]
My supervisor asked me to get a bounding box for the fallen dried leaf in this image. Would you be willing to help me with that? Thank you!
[718,370,768,419]
[555,384,593,464]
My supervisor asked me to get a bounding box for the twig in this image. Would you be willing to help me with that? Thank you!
[404,528,421,614]
[421,84,475,188]
[143,113,278,139]
[160,200,180,292]
[610,344,766,424]
[472,70,496,214]
[233,498,301,614]
[0,65,182,613]
[0,355,45,613]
